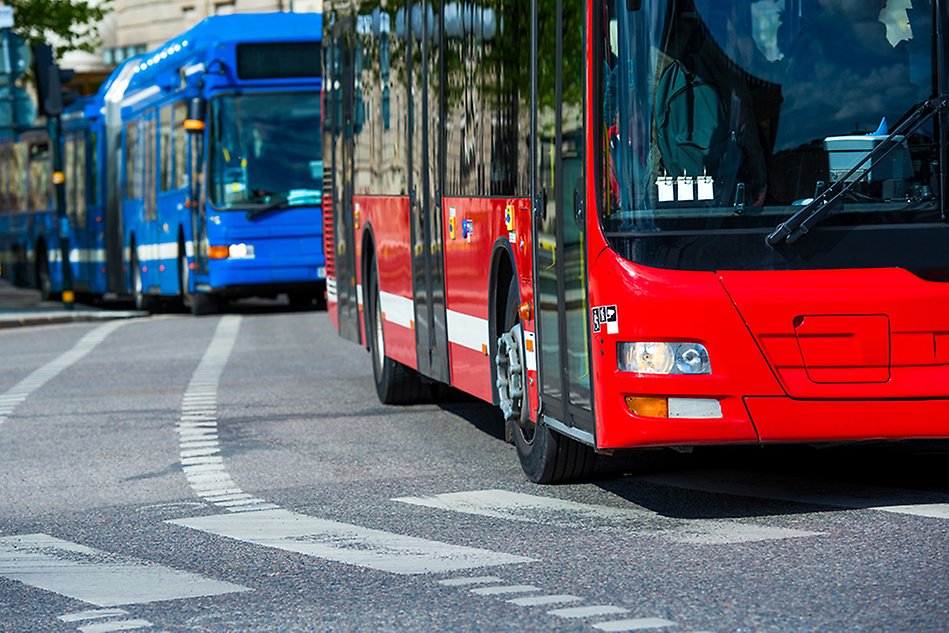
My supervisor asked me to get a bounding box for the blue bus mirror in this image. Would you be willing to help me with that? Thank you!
[627,0,642,9]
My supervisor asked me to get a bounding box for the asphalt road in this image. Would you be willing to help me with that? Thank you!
[0,306,946,632]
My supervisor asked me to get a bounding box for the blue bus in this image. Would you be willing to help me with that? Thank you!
[0,12,326,314]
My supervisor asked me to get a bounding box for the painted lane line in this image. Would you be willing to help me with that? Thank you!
[470,584,540,596]
[0,320,129,427]
[168,509,533,575]
[0,534,249,606]
[59,609,130,622]
[190,487,242,497]
[507,594,584,607]
[549,605,630,619]
[177,316,249,511]
[180,448,220,458]
[173,313,274,515]
[216,498,271,507]
[78,620,153,633]
[204,493,253,503]
[437,576,504,586]
[173,318,527,570]
[641,470,949,520]
[184,464,227,474]
[592,618,678,631]
[226,503,280,513]
[393,489,822,545]
[179,441,219,449]
[181,456,224,466]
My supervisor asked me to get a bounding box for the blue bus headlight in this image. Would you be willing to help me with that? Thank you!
[617,342,711,375]
[228,243,255,259]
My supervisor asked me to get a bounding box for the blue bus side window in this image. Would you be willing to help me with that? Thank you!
[160,106,172,192]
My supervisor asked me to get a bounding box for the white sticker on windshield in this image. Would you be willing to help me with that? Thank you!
[677,176,694,201]
[697,176,714,200]
[657,177,675,202]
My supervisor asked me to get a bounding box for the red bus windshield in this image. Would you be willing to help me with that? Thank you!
[600,0,938,235]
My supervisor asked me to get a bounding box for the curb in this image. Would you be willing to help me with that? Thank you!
[0,312,148,329]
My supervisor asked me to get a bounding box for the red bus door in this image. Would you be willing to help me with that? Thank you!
[532,0,594,438]
[327,16,361,344]
[407,0,450,383]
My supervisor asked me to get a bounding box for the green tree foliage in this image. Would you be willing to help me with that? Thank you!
[7,0,113,54]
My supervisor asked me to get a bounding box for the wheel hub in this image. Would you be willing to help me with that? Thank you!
[495,324,529,429]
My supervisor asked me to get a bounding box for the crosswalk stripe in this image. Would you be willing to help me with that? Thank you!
[470,584,539,596]
[437,576,503,586]
[393,489,822,544]
[168,509,533,575]
[78,619,153,632]
[549,605,629,619]
[0,534,249,606]
[592,618,677,631]
[507,594,584,607]
[59,609,130,622]
[641,470,949,520]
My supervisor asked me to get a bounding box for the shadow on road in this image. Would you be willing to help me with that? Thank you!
[596,441,949,519]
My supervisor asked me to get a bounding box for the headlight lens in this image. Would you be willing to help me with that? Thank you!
[617,342,711,375]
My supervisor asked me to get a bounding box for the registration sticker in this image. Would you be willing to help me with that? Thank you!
[591,305,618,335]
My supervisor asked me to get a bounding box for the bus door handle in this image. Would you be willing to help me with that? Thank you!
[574,185,584,225]
[535,187,548,222]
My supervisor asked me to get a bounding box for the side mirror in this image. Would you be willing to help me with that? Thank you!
[184,97,206,134]
[627,0,642,9]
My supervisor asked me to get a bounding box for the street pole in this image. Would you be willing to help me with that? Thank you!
[49,114,72,309]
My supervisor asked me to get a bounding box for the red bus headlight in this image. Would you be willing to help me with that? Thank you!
[617,342,711,375]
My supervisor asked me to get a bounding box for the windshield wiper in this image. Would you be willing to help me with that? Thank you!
[766,96,948,247]
[246,197,291,221]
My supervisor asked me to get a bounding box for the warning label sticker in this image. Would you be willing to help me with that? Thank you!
[591,305,618,335]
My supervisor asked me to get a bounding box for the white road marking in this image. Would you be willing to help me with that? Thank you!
[508,594,584,607]
[59,609,130,622]
[176,316,278,513]
[0,534,249,606]
[394,489,822,544]
[641,470,949,520]
[470,584,539,596]
[549,605,630,619]
[78,620,153,633]
[437,576,503,586]
[592,618,677,631]
[172,319,534,580]
[0,321,129,427]
[168,509,533,575]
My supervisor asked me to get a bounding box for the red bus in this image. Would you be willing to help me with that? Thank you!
[322,0,949,482]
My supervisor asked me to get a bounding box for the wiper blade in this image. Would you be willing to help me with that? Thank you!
[246,199,291,220]
[766,97,948,247]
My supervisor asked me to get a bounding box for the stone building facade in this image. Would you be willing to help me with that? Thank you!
[106,0,323,65]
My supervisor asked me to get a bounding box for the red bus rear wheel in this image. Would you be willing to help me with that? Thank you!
[366,257,425,404]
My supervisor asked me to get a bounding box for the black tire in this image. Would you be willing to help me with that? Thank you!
[190,292,220,316]
[36,247,55,301]
[288,291,316,310]
[130,245,158,313]
[366,258,426,404]
[501,277,595,484]
[178,244,220,315]
[178,244,194,312]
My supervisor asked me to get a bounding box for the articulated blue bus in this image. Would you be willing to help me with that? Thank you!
[0,12,325,314]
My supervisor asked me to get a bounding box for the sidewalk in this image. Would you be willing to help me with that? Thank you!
[0,279,147,329]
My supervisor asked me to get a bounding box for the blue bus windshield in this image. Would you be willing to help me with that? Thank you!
[209,92,322,210]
